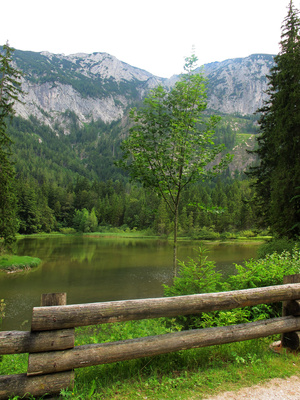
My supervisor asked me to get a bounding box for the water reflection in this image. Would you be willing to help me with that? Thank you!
[0,237,259,331]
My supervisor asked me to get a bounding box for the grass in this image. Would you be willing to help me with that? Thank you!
[1,320,300,399]
[0,255,41,272]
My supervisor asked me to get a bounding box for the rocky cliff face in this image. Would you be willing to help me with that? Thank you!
[13,50,164,131]
[204,54,274,115]
[13,50,275,131]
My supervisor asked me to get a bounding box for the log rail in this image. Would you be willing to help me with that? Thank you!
[1,277,300,399]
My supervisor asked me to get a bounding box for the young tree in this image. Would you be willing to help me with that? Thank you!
[248,1,300,238]
[0,42,23,251]
[117,55,232,273]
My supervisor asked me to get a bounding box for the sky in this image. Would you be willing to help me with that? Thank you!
[2,0,298,78]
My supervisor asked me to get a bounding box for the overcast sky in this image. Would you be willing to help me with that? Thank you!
[2,0,298,78]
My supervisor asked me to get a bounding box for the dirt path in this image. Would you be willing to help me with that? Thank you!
[202,376,300,400]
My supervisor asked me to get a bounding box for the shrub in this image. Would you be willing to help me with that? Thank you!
[163,246,222,297]
[59,227,77,234]
[163,245,300,329]
[239,230,256,238]
[226,247,300,291]
[191,228,220,240]
[163,246,223,329]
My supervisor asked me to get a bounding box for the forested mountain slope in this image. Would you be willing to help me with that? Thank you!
[6,49,274,181]
[2,48,274,235]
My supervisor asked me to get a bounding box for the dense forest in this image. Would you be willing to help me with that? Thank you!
[7,112,260,238]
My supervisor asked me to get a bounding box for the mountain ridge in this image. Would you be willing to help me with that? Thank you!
[11,49,275,132]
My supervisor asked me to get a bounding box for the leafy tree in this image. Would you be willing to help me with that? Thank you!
[248,1,300,238]
[0,42,23,251]
[117,55,232,273]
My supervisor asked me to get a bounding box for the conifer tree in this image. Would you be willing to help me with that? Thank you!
[0,42,23,250]
[248,1,300,238]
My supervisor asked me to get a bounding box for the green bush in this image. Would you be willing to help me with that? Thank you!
[59,227,77,234]
[163,247,223,329]
[225,247,300,290]
[239,230,256,238]
[163,247,222,297]
[191,228,220,240]
[163,245,300,329]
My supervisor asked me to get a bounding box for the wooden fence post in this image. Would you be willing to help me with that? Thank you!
[282,274,300,350]
[26,293,75,396]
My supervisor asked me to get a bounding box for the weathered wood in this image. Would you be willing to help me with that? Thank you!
[27,315,300,375]
[0,329,74,355]
[25,291,74,398]
[285,300,300,316]
[282,275,300,347]
[0,371,74,400]
[282,330,300,350]
[31,283,300,331]
[282,275,300,316]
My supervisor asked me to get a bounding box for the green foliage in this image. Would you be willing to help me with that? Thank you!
[226,247,300,290]
[117,55,232,253]
[73,208,98,232]
[257,238,299,258]
[164,244,300,329]
[0,42,23,251]
[191,227,221,240]
[76,318,173,347]
[163,246,223,329]
[0,255,41,272]
[163,247,222,297]
[248,2,300,238]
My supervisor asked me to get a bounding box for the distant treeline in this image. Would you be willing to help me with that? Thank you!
[8,115,259,237]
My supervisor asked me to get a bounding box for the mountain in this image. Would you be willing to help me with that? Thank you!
[2,48,274,234]
[12,50,275,132]
[205,54,275,115]
[4,48,277,185]
[13,50,165,132]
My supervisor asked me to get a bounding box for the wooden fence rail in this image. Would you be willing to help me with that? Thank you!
[1,276,300,399]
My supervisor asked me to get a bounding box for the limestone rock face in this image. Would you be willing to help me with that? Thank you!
[13,50,275,130]
[204,54,274,114]
[15,80,126,127]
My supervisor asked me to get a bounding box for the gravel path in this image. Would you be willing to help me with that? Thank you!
[202,376,300,400]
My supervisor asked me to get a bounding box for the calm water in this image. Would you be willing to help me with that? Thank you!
[0,236,260,331]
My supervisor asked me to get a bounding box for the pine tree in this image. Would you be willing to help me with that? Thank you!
[0,42,23,251]
[248,1,300,238]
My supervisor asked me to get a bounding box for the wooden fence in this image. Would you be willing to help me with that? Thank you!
[1,274,300,399]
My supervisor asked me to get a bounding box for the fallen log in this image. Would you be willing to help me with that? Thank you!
[28,315,300,375]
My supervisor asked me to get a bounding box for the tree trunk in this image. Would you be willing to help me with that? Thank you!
[173,202,179,277]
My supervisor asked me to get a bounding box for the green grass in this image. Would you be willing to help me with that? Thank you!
[0,255,41,272]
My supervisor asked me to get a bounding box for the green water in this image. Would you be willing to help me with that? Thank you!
[0,236,260,331]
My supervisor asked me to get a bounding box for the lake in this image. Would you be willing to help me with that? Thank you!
[0,236,260,331]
